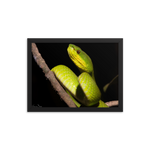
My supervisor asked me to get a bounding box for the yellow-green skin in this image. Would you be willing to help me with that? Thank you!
[51,44,108,107]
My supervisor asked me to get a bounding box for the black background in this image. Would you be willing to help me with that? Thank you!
[31,42,118,107]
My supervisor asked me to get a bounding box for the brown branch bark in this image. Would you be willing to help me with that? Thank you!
[31,43,77,108]
[105,100,119,107]
[31,43,119,108]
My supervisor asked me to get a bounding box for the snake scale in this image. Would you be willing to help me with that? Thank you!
[51,44,108,107]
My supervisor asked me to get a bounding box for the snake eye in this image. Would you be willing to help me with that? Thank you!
[77,50,80,54]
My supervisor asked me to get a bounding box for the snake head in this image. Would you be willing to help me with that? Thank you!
[67,44,94,76]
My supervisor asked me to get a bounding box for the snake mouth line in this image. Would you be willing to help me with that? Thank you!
[68,50,86,71]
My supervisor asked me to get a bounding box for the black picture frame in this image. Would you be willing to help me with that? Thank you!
[25,36,126,114]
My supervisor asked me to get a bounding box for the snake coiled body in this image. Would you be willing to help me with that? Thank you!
[51,44,108,107]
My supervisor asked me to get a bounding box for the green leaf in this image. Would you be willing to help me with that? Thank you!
[103,75,118,92]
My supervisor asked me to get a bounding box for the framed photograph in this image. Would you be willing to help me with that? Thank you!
[27,38,123,112]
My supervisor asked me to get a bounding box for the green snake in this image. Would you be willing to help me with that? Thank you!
[51,44,108,107]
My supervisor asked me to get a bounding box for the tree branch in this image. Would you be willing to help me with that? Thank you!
[105,100,119,107]
[31,43,77,108]
[31,43,119,108]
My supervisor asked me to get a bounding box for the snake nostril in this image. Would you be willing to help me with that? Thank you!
[70,46,75,50]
